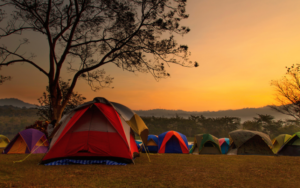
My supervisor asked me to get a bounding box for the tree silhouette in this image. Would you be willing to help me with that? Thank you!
[254,114,274,125]
[0,0,198,123]
[270,64,300,120]
[243,114,282,138]
[243,120,262,132]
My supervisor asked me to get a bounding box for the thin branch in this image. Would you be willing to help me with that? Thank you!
[0,59,48,76]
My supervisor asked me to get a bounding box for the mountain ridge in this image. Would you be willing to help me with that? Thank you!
[0,98,292,122]
[0,98,36,108]
[134,107,292,122]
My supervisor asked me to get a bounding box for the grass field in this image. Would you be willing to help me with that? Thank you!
[1,152,300,188]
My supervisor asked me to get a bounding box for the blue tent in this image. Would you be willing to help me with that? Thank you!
[158,131,189,154]
[219,138,230,154]
[142,135,159,153]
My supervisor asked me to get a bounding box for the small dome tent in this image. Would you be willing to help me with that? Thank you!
[227,130,273,155]
[3,129,48,154]
[191,134,221,155]
[41,97,148,165]
[219,138,230,154]
[277,132,300,156]
[142,135,159,153]
[158,131,189,154]
[272,134,292,154]
[0,135,10,149]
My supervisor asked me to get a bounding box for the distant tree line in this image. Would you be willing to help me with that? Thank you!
[242,114,300,138]
[0,117,38,139]
[1,106,300,140]
[142,115,240,139]
[0,105,38,117]
[142,114,300,139]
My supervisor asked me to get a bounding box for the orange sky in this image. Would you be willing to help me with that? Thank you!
[1,0,300,111]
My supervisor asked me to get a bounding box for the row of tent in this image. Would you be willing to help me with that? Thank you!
[1,97,300,165]
[3,127,299,157]
[139,130,300,156]
[3,128,298,158]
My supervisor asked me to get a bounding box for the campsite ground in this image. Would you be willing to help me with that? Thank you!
[0,152,299,188]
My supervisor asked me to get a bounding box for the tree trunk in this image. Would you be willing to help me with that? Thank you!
[52,104,63,126]
[50,82,73,126]
[50,82,64,126]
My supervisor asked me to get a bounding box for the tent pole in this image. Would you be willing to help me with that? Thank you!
[146,145,150,153]
[13,139,48,164]
[141,141,151,162]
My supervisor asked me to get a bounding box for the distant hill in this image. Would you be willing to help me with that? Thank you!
[135,106,292,122]
[0,98,293,122]
[0,98,36,108]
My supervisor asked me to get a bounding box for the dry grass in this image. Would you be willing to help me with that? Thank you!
[0,153,300,188]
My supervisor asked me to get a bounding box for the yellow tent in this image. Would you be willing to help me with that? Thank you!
[272,134,292,154]
[0,135,10,149]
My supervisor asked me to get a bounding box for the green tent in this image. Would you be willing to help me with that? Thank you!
[272,134,292,154]
[190,134,222,154]
[277,132,300,156]
[0,135,10,149]
[227,130,273,155]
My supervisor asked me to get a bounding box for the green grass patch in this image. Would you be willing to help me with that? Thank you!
[1,153,300,187]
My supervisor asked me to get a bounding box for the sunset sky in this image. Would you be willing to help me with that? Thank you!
[1,0,300,112]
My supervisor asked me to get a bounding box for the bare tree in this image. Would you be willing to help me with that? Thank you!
[0,0,198,123]
[270,64,300,120]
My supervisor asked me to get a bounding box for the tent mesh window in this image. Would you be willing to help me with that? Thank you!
[204,142,215,147]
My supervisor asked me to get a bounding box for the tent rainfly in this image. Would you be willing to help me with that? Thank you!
[110,102,149,145]
[227,130,273,155]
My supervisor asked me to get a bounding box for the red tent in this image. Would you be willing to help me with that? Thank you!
[41,98,139,164]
